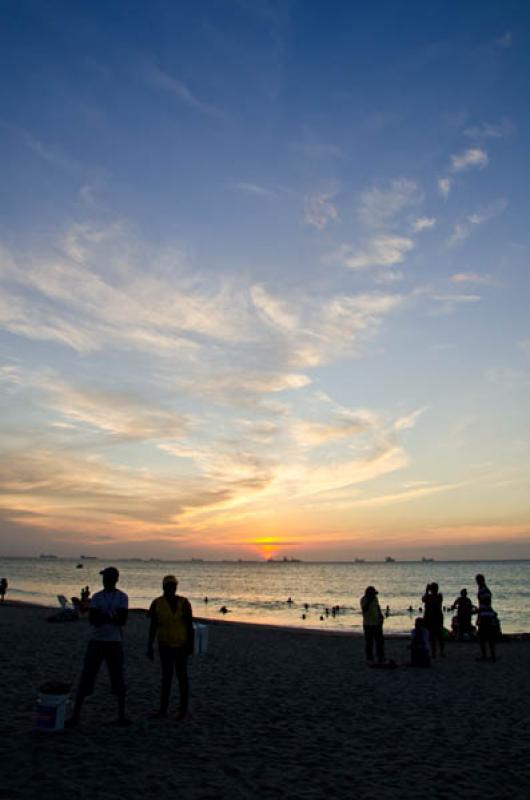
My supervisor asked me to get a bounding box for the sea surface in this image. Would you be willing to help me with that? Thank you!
[1,557,529,634]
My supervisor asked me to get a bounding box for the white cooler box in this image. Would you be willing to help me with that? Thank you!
[193,622,208,655]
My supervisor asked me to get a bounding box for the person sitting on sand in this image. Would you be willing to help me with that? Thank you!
[0,577,7,602]
[72,586,91,615]
[147,575,194,721]
[476,594,499,663]
[422,582,445,659]
[67,566,130,727]
[410,618,431,667]
[451,589,474,641]
[360,586,385,664]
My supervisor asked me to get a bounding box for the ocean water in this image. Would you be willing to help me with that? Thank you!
[1,557,529,634]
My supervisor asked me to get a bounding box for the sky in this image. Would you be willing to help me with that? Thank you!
[0,0,529,561]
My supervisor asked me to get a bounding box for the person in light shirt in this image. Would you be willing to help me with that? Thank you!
[67,566,130,727]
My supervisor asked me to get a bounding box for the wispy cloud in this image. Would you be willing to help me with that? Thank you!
[394,407,426,431]
[430,293,481,315]
[0,366,190,441]
[450,272,497,286]
[142,60,221,116]
[291,410,377,447]
[464,119,515,140]
[438,177,451,199]
[234,182,275,197]
[412,217,436,232]
[303,191,340,230]
[330,236,414,269]
[251,284,298,330]
[292,127,345,160]
[0,123,87,176]
[450,147,488,173]
[359,179,422,229]
[448,199,507,246]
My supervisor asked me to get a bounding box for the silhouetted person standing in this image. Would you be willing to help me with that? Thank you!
[360,586,385,664]
[452,589,474,640]
[67,567,129,727]
[422,582,445,658]
[147,575,194,720]
[475,573,497,661]
[476,594,498,662]
[475,573,492,610]
[0,577,7,602]
[410,617,431,667]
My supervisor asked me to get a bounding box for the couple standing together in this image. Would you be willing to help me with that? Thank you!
[68,568,193,727]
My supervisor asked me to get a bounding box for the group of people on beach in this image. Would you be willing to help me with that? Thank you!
[11,566,499,727]
[361,573,499,668]
[67,567,194,727]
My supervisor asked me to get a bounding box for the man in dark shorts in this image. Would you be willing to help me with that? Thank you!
[67,566,130,727]
[147,575,194,720]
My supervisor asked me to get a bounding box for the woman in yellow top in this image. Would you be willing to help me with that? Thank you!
[147,575,194,720]
[360,585,385,664]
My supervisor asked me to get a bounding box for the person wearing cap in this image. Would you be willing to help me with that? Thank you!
[360,585,385,664]
[67,566,130,727]
[147,575,194,720]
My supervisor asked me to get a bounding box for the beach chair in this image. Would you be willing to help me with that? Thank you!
[47,596,79,622]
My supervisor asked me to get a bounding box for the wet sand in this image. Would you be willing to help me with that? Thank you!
[1,602,529,799]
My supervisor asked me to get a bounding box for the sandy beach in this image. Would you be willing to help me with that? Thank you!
[1,603,529,800]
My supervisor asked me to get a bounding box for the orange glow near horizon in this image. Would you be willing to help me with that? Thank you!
[249,537,286,561]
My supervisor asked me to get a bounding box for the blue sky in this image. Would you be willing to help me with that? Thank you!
[0,0,529,559]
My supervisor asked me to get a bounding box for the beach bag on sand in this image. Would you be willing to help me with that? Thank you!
[193,622,208,655]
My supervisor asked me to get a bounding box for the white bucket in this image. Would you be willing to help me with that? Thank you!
[36,692,69,732]
[193,622,208,655]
